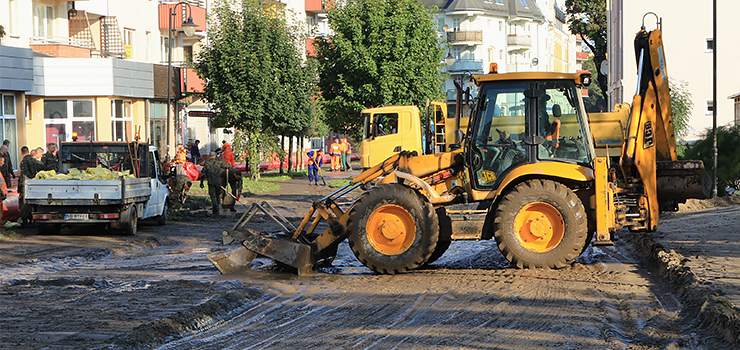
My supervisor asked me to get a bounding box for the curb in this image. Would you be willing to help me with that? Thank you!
[628,233,740,345]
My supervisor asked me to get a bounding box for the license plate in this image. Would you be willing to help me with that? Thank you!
[65,213,88,220]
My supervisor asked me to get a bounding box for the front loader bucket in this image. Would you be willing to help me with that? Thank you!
[208,201,315,275]
[207,246,257,274]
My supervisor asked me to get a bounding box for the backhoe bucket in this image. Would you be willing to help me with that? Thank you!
[656,160,712,200]
[208,201,315,275]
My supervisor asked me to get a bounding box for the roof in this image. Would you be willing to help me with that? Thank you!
[419,0,544,21]
[472,71,592,86]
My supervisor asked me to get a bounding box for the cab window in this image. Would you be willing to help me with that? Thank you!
[373,113,399,137]
[470,82,529,188]
[535,81,590,163]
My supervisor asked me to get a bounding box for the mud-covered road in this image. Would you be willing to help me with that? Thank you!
[0,179,732,349]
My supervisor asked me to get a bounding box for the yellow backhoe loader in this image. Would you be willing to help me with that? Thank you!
[208,17,711,275]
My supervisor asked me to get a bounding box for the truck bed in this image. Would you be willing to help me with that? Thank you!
[25,177,151,206]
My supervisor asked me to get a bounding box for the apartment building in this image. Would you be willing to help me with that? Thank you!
[0,0,206,160]
[420,0,577,105]
[608,1,740,140]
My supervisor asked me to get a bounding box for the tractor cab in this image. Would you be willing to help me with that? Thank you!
[465,72,596,191]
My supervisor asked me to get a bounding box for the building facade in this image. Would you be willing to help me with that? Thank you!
[608,1,740,140]
[0,0,206,161]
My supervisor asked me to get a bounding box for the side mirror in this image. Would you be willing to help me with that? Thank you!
[455,129,465,143]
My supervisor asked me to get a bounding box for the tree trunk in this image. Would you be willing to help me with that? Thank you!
[279,135,285,174]
[248,132,260,181]
[288,136,294,173]
[299,137,304,170]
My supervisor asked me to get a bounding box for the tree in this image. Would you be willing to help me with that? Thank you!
[194,0,316,179]
[684,124,740,194]
[315,0,446,139]
[581,54,606,113]
[565,0,607,101]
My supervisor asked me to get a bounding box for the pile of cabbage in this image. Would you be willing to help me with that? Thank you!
[34,165,135,180]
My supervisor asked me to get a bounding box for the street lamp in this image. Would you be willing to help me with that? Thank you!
[166,2,198,156]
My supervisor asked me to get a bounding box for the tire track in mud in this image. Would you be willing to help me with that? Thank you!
[147,241,708,350]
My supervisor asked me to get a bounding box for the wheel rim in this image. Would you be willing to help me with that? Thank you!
[514,202,564,253]
[366,204,416,255]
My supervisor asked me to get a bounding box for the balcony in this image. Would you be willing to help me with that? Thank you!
[446,59,483,73]
[29,37,93,58]
[159,3,207,33]
[506,34,532,51]
[446,30,483,45]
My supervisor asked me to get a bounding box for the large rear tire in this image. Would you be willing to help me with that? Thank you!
[347,184,438,274]
[493,179,588,269]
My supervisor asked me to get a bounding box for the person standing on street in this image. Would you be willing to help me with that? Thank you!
[42,143,58,172]
[220,140,235,167]
[20,148,44,226]
[306,148,323,185]
[329,138,341,172]
[0,145,13,189]
[200,151,231,215]
[190,140,202,164]
[340,138,352,171]
[0,157,7,226]
[2,140,15,184]
[18,146,30,226]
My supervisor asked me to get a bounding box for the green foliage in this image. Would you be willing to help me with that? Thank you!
[194,0,316,180]
[669,78,693,140]
[565,0,607,101]
[315,0,446,139]
[328,177,352,187]
[684,124,740,192]
[581,55,607,112]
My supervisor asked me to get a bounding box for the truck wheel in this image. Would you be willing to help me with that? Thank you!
[36,224,60,235]
[347,184,438,274]
[155,201,168,226]
[493,179,588,269]
[121,207,138,236]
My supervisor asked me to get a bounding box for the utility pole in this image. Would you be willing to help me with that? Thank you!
[712,0,718,198]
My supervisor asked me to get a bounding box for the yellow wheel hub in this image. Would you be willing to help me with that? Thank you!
[514,202,564,253]
[366,204,416,255]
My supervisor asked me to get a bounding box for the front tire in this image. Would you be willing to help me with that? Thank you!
[347,184,438,274]
[493,179,588,269]
[154,201,168,226]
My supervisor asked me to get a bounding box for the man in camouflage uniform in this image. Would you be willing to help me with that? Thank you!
[20,147,45,227]
[200,151,231,215]
[172,174,192,207]
[41,143,58,172]
[221,167,242,212]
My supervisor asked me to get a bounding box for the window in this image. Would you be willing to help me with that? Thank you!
[43,99,96,144]
[706,100,714,115]
[33,3,55,37]
[453,17,462,31]
[0,94,19,170]
[112,100,132,141]
[161,36,170,62]
[145,31,152,62]
[488,47,495,62]
[184,45,193,63]
[124,28,135,59]
[8,0,17,34]
[149,101,167,152]
[373,113,399,136]
[706,38,714,53]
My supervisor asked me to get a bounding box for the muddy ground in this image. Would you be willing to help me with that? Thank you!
[0,176,737,349]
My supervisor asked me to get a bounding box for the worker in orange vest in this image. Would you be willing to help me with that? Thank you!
[339,138,351,171]
[0,156,7,225]
[221,140,235,167]
[329,138,341,172]
[174,144,187,164]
